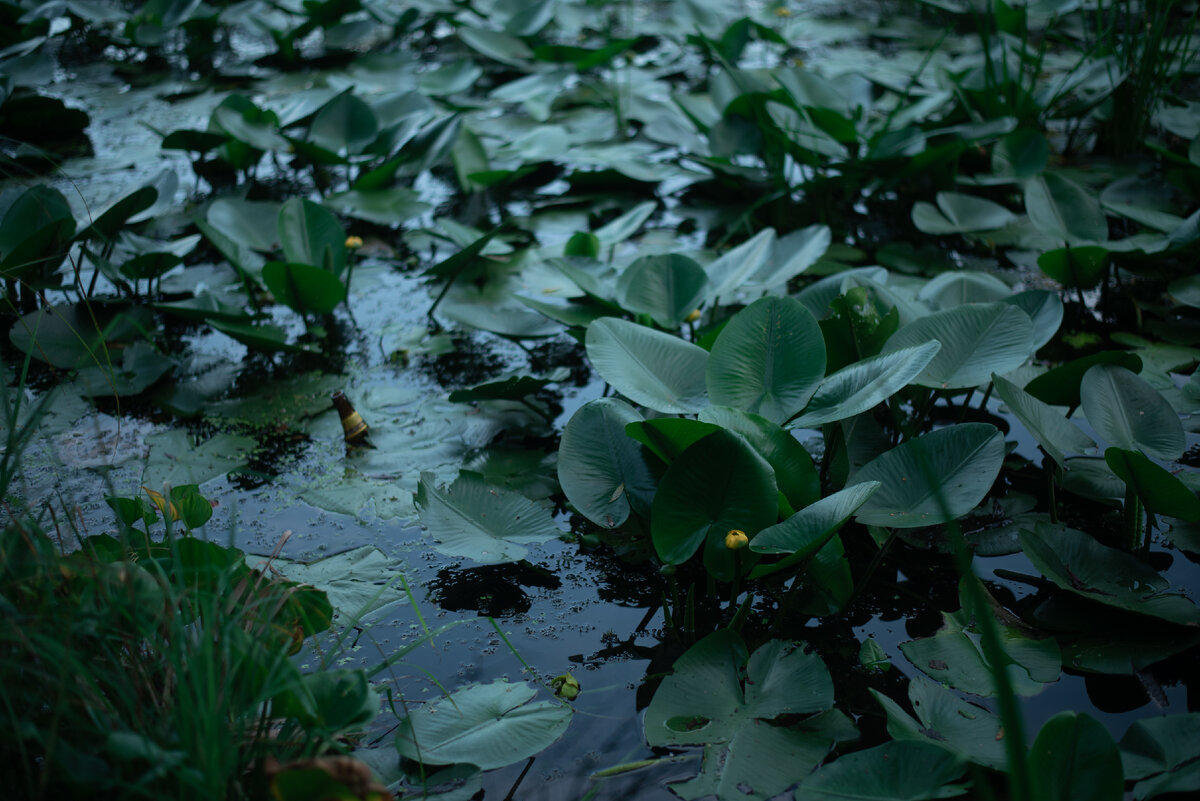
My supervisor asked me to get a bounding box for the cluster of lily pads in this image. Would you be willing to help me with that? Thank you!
[4,0,1200,799]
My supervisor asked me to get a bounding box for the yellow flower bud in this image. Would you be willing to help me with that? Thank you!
[774,6,792,16]
[725,529,749,550]
[685,308,702,323]
[345,235,364,249]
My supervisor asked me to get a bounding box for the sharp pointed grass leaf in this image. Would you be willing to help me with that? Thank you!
[705,227,776,303]
[415,472,561,564]
[789,341,940,429]
[265,545,409,618]
[883,303,1033,390]
[872,676,1007,770]
[1030,713,1123,801]
[706,296,825,424]
[1025,173,1109,242]
[625,418,720,464]
[1024,351,1142,408]
[650,429,777,577]
[794,740,969,801]
[1003,289,1063,351]
[993,374,1096,468]
[395,680,571,770]
[1119,714,1200,800]
[262,261,346,314]
[1080,364,1184,460]
[1037,246,1110,290]
[594,201,656,245]
[911,191,1018,234]
[917,270,1011,309]
[585,318,709,414]
[699,406,820,512]
[747,223,830,290]
[557,399,657,529]
[308,91,379,154]
[851,424,1005,529]
[457,27,533,66]
[1104,448,1200,521]
[615,254,708,329]
[278,198,347,275]
[1019,523,1200,626]
[749,482,879,575]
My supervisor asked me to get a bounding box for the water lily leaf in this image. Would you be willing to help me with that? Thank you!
[1025,172,1109,242]
[788,342,940,429]
[917,270,1011,309]
[309,91,379,154]
[851,424,1005,529]
[458,27,532,66]
[73,341,174,397]
[1024,351,1142,408]
[1003,289,1063,351]
[1030,712,1123,801]
[644,630,839,800]
[143,429,254,487]
[206,198,280,252]
[208,319,310,353]
[1120,713,1200,800]
[213,103,289,152]
[794,740,969,801]
[415,471,561,564]
[1169,274,1200,309]
[615,254,708,329]
[76,185,157,244]
[1038,246,1110,290]
[883,303,1033,390]
[699,406,820,513]
[9,303,153,368]
[324,188,430,225]
[557,398,657,529]
[278,198,347,276]
[625,418,720,464]
[1019,523,1200,626]
[993,374,1096,468]
[650,429,777,581]
[748,482,880,577]
[263,545,408,619]
[992,127,1048,179]
[705,227,776,303]
[706,296,826,424]
[1104,447,1200,521]
[911,191,1018,234]
[594,201,657,246]
[1080,364,1184,460]
[746,224,830,291]
[872,675,1007,770]
[585,318,709,414]
[262,261,347,315]
[395,680,571,770]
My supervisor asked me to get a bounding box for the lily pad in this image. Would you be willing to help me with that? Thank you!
[585,317,709,414]
[415,471,561,564]
[395,680,571,770]
[794,740,969,801]
[557,398,657,529]
[883,303,1034,390]
[1080,364,1184,461]
[872,675,1007,770]
[261,545,409,619]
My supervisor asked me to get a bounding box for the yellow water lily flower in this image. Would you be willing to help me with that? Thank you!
[725,529,749,550]
[345,235,364,249]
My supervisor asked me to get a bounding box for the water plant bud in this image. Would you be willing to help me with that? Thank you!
[725,529,749,550]
[685,308,702,323]
[551,673,580,701]
[345,235,364,249]
[331,390,369,444]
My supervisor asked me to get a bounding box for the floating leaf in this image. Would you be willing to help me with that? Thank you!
[395,680,570,770]
[415,472,561,564]
[873,675,1007,770]
[1120,714,1200,801]
[264,546,409,619]
[1030,712,1123,801]
[794,740,969,801]
[911,191,1018,234]
[1025,172,1109,242]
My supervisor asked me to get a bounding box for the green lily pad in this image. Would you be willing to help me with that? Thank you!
[261,545,409,619]
[872,675,1007,770]
[585,317,709,414]
[1119,713,1200,801]
[794,740,969,801]
[395,679,571,770]
[883,303,1034,390]
[415,471,561,564]
[1080,364,1184,461]
[1031,712,1123,801]
[557,398,657,529]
